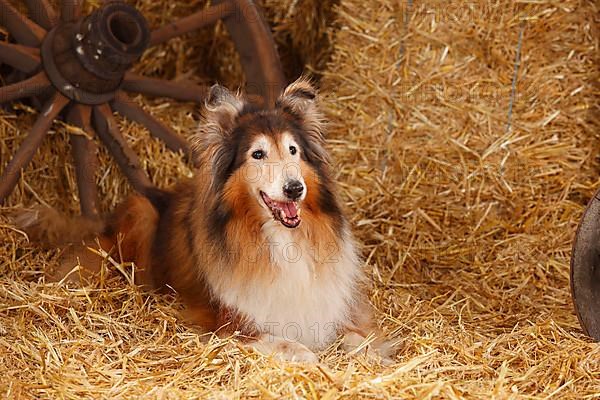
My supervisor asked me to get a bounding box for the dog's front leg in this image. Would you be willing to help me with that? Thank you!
[246,333,318,363]
[341,298,397,364]
[341,330,395,364]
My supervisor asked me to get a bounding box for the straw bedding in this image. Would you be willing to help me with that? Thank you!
[1,0,599,398]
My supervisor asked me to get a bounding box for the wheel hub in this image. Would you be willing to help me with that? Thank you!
[0,0,284,217]
[40,2,150,105]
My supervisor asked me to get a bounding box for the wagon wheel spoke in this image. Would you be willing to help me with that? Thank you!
[0,0,46,47]
[67,104,99,218]
[60,0,82,23]
[0,71,50,104]
[24,0,58,30]
[111,91,192,159]
[0,42,40,74]
[122,72,207,103]
[214,0,285,107]
[0,92,69,203]
[0,0,285,212]
[92,103,154,196]
[149,0,234,47]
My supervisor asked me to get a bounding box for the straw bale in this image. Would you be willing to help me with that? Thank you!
[320,0,600,397]
[1,0,599,398]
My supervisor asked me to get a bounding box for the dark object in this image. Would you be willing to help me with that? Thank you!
[570,187,600,341]
[283,180,303,200]
[0,0,284,217]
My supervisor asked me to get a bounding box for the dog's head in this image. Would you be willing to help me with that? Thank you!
[193,78,341,231]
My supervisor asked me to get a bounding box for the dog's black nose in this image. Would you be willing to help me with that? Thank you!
[283,180,304,200]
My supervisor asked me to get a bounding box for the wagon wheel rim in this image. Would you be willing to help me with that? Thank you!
[570,187,600,341]
[0,0,285,217]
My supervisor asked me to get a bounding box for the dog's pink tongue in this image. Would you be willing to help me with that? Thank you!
[278,201,298,218]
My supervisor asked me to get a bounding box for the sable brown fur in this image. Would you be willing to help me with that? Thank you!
[13,79,391,362]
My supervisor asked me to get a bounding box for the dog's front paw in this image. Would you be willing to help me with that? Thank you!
[342,332,397,365]
[249,334,318,363]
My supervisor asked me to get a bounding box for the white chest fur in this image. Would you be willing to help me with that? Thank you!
[216,221,361,350]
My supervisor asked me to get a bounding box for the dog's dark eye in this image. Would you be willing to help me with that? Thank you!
[252,150,265,160]
[289,145,297,155]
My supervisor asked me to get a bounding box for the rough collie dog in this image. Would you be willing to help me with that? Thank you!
[14,78,393,363]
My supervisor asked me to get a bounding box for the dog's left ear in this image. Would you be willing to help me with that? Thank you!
[276,76,322,122]
[277,77,317,115]
[277,77,329,162]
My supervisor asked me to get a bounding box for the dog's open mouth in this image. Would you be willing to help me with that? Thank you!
[260,191,301,228]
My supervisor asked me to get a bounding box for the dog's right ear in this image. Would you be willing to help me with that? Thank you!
[204,84,244,134]
[192,84,244,169]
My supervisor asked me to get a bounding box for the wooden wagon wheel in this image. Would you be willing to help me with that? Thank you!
[0,0,285,217]
[570,188,600,341]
